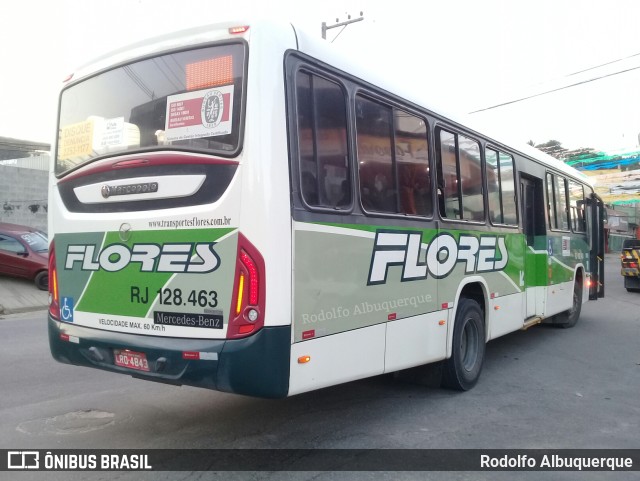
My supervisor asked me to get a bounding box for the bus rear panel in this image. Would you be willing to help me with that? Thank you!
[48,25,291,398]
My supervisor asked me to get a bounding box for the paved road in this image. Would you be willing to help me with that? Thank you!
[0,254,638,480]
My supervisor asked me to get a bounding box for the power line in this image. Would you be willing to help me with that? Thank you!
[123,65,154,100]
[563,51,640,78]
[469,64,640,114]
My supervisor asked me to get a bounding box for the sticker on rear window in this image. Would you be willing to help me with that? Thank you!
[164,86,234,141]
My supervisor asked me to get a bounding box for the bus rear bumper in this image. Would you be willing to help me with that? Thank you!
[48,316,291,399]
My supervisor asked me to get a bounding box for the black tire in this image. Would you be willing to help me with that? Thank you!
[34,271,48,291]
[624,278,640,293]
[442,298,485,391]
[555,279,582,328]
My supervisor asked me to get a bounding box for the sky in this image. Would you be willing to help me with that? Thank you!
[2,0,640,152]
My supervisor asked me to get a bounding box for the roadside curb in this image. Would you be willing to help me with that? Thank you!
[0,304,48,316]
[0,276,48,316]
[0,308,47,320]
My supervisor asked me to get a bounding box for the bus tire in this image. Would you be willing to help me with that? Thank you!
[555,279,582,328]
[442,298,485,391]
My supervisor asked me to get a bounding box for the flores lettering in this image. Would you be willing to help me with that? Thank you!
[368,230,508,285]
[65,242,220,273]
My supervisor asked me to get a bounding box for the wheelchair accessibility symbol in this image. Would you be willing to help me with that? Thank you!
[61,297,74,322]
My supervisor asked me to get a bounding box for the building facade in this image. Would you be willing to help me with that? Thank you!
[0,137,49,232]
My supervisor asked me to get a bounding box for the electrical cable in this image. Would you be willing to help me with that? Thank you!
[469,64,640,114]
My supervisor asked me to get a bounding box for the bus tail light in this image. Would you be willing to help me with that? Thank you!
[49,240,60,320]
[228,233,265,339]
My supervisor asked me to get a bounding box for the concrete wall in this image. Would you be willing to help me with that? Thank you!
[0,165,48,232]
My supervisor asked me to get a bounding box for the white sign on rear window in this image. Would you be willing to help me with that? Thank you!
[99,117,125,148]
[164,86,234,142]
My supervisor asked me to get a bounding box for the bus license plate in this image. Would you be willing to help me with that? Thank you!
[113,349,150,372]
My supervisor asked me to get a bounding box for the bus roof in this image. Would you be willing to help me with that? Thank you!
[292,23,593,188]
[69,19,273,84]
[66,18,592,188]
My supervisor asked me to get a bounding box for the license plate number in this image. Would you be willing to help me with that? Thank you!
[113,349,150,372]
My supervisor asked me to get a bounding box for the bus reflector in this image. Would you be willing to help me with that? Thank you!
[438,320,446,326]
[235,274,245,315]
[49,240,60,320]
[229,26,250,34]
[182,351,218,361]
[298,356,311,364]
[60,333,79,344]
[238,325,255,335]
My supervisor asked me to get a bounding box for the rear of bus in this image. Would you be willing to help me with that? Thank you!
[48,22,295,398]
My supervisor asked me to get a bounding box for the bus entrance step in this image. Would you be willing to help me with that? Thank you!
[521,317,543,331]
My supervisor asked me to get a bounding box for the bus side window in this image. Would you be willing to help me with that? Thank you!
[546,172,557,229]
[569,180,586,233]
[499,152,517,225]
[438,130,459,219]
[356,96,431,216]
[458,137,483,222]
[395,110,430,216]
[437,129,483,221]
[555,175,569,230]
[356,96,396,213]
[296,70,350,209]
[487,149,517,226]
[486,148,501,223]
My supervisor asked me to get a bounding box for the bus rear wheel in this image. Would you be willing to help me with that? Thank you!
[442,298,486,391]
[555,279,582,329]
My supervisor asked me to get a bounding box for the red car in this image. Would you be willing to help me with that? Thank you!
[0,222,49,290]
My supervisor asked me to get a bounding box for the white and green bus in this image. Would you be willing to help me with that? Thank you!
[48,20,605,398]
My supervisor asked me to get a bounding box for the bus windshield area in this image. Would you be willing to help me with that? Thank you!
[56,42,245,175]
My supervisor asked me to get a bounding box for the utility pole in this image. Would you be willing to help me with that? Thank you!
[322,12,364,40]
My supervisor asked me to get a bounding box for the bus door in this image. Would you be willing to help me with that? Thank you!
[587,193,605,299]
[520,175,547,318]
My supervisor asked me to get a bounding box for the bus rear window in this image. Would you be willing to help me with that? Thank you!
[56,43,245,175]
